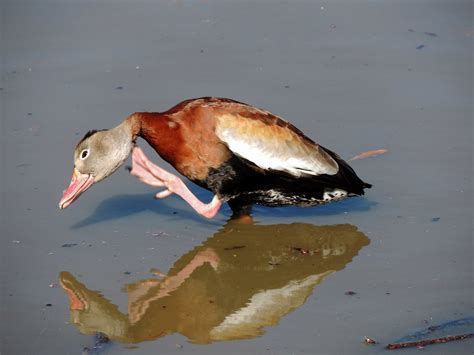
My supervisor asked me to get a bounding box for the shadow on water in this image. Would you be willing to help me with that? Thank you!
[258,196,377,218]
[60,220,370,344]
[71,193,219,229]
[71,191,377,229]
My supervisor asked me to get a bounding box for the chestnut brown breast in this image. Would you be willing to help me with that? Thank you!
[137,102,232,182]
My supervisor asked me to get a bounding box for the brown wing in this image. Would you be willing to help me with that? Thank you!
[212,105,339,177]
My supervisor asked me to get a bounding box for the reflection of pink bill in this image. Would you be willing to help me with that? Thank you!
[349,149,388,161]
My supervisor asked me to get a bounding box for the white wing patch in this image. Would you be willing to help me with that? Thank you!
[215,114,339,177]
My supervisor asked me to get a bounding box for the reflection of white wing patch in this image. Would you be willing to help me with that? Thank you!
[215,114,339,177]
[210,272,333,341]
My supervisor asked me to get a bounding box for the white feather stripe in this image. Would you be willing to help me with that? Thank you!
[215,116,339,177]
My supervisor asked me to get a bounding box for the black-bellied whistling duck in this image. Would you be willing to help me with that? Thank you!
[59,97,371,218]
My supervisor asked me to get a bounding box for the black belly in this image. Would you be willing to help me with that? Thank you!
[199,154,368,209]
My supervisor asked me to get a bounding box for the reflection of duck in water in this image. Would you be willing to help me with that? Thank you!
[60,222,369,344]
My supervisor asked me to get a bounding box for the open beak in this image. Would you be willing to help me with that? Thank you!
[59,168,95,209]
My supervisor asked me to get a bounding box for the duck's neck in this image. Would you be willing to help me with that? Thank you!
[125,112,180,161]
[120,113,143,143]
[118,112,186,171]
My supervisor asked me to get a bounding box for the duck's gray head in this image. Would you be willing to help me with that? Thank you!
[59,126,134,209]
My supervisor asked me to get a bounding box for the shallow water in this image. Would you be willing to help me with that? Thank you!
[1,0,472,354]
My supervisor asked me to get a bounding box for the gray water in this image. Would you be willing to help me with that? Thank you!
[1,1,472,354]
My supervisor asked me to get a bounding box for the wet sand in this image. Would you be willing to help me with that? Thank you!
[1,0,472,354]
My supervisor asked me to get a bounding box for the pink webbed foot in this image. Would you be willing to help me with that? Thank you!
[129,147,222,219]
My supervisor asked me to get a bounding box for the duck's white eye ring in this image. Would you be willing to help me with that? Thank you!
[80,149,90,160]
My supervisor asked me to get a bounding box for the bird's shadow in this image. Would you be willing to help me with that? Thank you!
[71,192,221,229]
[71,189,376,229]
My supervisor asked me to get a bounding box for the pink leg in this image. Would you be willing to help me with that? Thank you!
[129,147,222,219]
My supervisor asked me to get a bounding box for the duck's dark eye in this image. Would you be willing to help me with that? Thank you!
[80,149,90,160]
